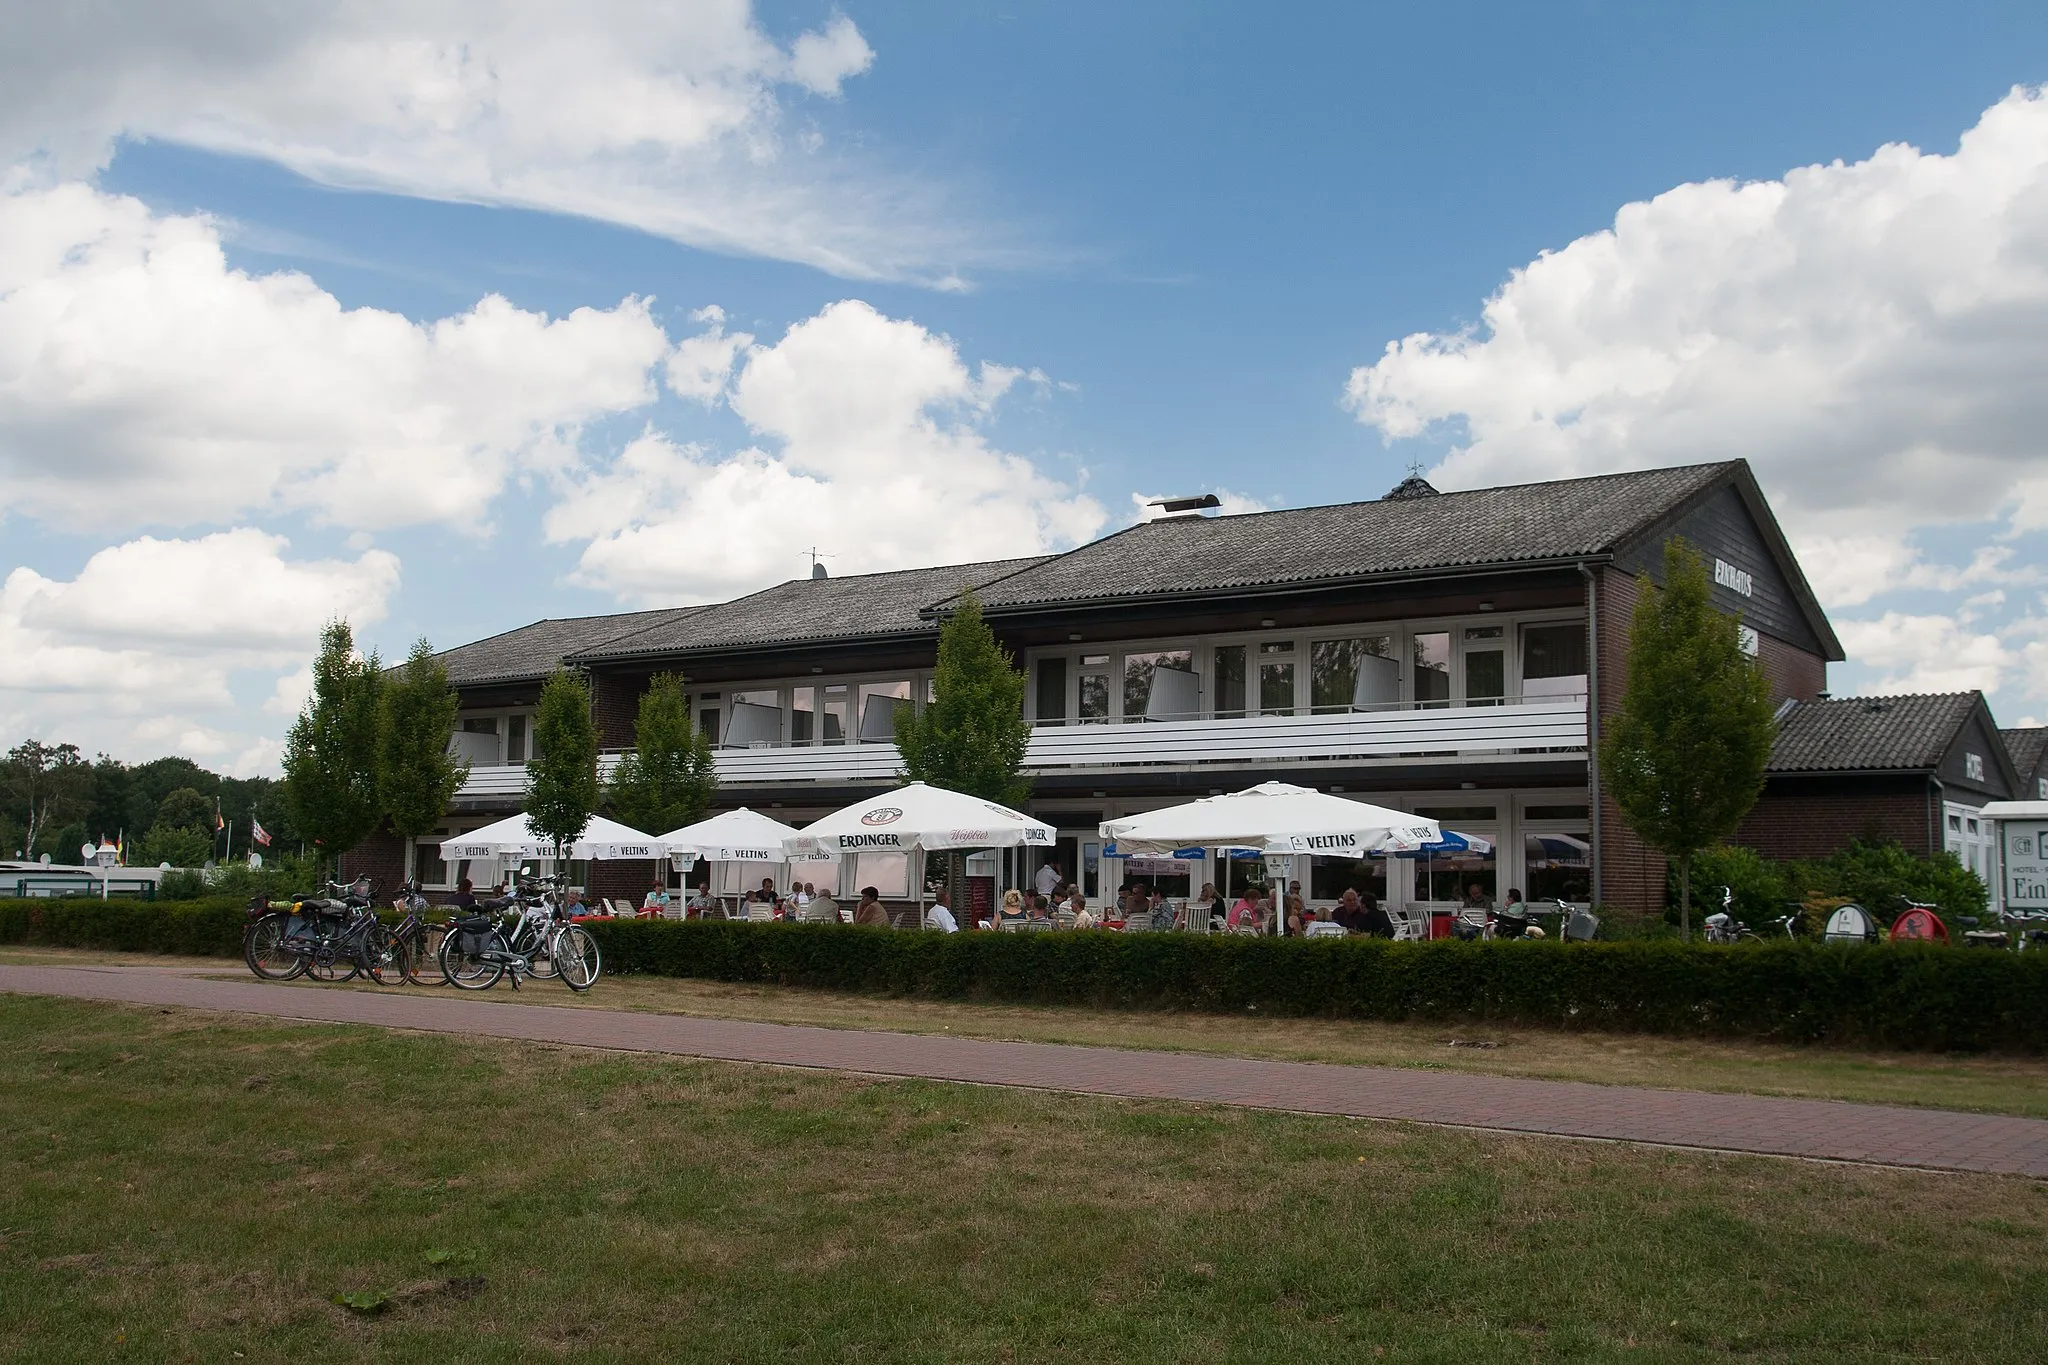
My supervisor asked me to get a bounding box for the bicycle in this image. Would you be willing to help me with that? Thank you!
[440,875,601,992]
[383,879,451,986]
[1702,888,1798,944]
[243,878,404,984]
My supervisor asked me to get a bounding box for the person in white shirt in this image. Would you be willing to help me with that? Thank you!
[1033,860,1062,900]
[926,885,959,933]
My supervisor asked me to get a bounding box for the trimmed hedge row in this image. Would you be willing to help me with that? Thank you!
[0,896,248,957]
[585,919,2048,1053]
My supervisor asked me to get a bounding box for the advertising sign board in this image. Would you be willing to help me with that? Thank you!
[2004,821,2048,911]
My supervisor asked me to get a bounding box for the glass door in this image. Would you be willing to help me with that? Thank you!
[1461,625,1506,706]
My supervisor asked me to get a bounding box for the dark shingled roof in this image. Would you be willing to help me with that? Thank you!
[2004,727,2048,779]
[1769,694,1981,773]
[575,557,1049,661]
[435,608,709,686]
[965,463,1734,610]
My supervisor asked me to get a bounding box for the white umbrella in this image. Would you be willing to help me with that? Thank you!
[785,782,1055,857]
[657,807,803,863]
[1102,783,1438,936]
[1100,782,1437,857]
[438,812,669,862]
[785,782,1054,928]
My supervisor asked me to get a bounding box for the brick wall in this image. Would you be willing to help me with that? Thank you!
[1755,630,1826,705]
[337,823,407,894]
[1732,777,1935,861]
[1591,566,1667,911]
[586,858,664,911]
[588,670,641,750]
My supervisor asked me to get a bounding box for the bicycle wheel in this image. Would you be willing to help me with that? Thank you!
[244,914,306,981]
[553,925,601,992]
[525,924,561,980]
[364,924,407,985]
[303,937,359,983]
[440,929,504,991]
[403,923,451,987]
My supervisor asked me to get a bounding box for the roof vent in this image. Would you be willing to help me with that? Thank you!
[1382,474,1441,501]
[1146,493,1223,518]
[1862,699,1888,714]
[811,562,829,580]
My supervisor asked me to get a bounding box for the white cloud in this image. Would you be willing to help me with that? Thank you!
[0,181,671,533]
[0,528,397,772]
[0,1,998,283]
[1834,613,2015,697]
[1343,85,2048,706]
[1345,85,2048,556]
[548,299,1107,602]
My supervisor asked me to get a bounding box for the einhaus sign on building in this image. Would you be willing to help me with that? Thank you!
[2004,821,2048,911]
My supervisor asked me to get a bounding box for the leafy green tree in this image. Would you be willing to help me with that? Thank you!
[378,638,469,864]
[134,824,212,870]
[1602,539,1776,938]
[3,740,94,856]
[894,592,1032,807]
[154,787,214,836]
[528,669,600,865]
[282,620,384,880]
[607,672,717,836]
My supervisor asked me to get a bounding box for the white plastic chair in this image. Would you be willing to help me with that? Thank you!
[747,904,774,924]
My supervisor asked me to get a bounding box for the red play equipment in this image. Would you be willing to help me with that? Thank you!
[1888,906,1950,944]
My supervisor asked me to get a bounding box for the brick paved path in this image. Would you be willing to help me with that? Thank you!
[5,962,2045,1177]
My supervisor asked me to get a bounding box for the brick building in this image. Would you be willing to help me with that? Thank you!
[344,459,1846,914]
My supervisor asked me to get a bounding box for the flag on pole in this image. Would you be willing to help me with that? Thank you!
[215,801,225,832]
[252,818,272,848]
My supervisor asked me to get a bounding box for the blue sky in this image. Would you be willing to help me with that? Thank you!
[3,1,2046,771]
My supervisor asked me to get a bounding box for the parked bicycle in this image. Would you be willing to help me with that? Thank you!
[243,877,403,984]
[439,874,601,992]
[382,879,451,986]
[1702,888,1798,943]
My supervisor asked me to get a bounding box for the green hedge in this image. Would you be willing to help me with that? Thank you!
[584,919,2048,1053]
[0,896,249,957]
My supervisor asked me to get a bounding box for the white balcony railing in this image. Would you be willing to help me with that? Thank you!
[452,698,1587,800]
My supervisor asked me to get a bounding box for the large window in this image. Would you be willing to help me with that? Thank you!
[1078,656,1111,723]
[1310,635,1397,712]
[1521,622,1588,700]
[1213,645,1247,718]
[858,681,913,740]
[1036,657,1067,723]
[820,684,852,744]
[1412,632,1451,706]
[1308,855,1387,904]
[726,689,783,746]
[1523,832,1591,903]
[1258,640,1296,716]
[1123,649,1197,721]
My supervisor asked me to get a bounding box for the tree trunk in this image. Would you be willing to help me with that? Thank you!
[1679,856,1691,942]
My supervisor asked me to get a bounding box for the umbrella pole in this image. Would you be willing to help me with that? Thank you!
[915,842,925,931]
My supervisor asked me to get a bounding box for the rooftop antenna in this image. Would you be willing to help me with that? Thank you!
[1405,459,1426,479]
[805,547,834,580]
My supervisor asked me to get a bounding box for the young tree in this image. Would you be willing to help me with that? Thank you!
[282,620,384,880]
[3,741,94,857]
[378,638,469,866]
[894,592,1033,807]
[1601,539,1777,938]
[607,672,717,836]
[528,669,600,865]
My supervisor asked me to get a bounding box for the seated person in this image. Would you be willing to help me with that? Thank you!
[853,886,890,927]
[925,887,959,933]
[1191,882,1226,927]
[1072,895,1099,930]
[1227,890,1262,930]
[808,887,840,921]
[995,888,1027,926]
[1462,882,1492,910]
[1062,888,1088,919]
[1358,892,1396,939]
[1029,892,1052,921]
[642,880,671,912]
[749,877,779,906]
[1332,888,1370,934]
[449,877,478,912]
[563,887,588,916]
